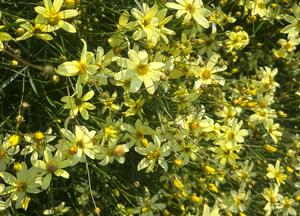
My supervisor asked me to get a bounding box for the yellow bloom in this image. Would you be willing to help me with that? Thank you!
[16,19,53,41]
[114,49,165,94]
[8,134,21,147]
[0,28,12,51]
[225,31,249,52]
[166,0,211,28]
[57,39,99,84]
[266,160,287,185]
[173,178,184,190]
[34,0,78,33]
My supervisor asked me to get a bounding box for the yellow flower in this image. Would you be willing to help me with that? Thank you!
[16,19,53,41]
[263,119,282,144]
[264,144,278,153]
[0,28,12,51]
[32,149,71,189]
[225,31,249,52]
[166,0,211,28]
[281,5,300,37]
[114,49,165,94]
[34,0,79,33]
[208,183,219,193]
[56,39,99,84]
[266,160,287,185]
[173,178,184,190]
[8,134,21,147]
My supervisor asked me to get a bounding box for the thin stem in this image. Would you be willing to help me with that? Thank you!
[86,161,100,216]
[3,46,43,71]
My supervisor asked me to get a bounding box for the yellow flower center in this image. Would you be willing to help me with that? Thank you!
[283,198,292,208]
[147,150,160,159]
[74,97,83,106]
[77,62,87,74]
[226,130,235,140]
[0,149,6,159]
[113,47,121,56]
[136,131,144,139]
[137,64,149,76]
[257,2,265,9]
[34,131,45,141]
[185,3,195,14]
[16,181,27,192]
[33,27,42,33]
[68,145,78,154]
[47,163,58,173]
[201,68,212,80]
[76,140,85,149]
[189,122,199,130]
[114,145,125,157]
[48,13,60,26]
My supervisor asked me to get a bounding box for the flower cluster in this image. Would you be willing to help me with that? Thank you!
[0,0,300,215]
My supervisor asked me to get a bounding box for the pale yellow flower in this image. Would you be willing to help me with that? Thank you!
[56,39,99,84]
[266,160,287,185]
[16,19,53,41]
[34,0,78,33]
[114,49,165,94]
[166,0,211,28]
[0,28,12,51]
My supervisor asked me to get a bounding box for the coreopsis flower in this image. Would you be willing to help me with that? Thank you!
[225,31,249,52]
[257,66,279,92]
[97,137,129,166]
[21,128,56,162]
[92,46,111,85]
[121,119,156,147]
[56,39,99,84]
[131,4,160,45]
[175,111,213,137]
[0,162,41,210]
[122,96,145,118]
[135,136,170,173]
[171,140,198,164]
[32,149,71,189]
[0,27,12,51]
[166,0,211,28]
[155,8,175,44]
[220,119,249,145]
[251,0,270,17]
[277,36,300,53]
[58,125,97,162]
[262,185,282,216]
[128,193,166,215]
[114,49,165,94]
[0,136,20,171]
[34,0,79,33]
[202,204,220,216]
[281,5,300,37]
[276,196,298,216]
[263,119,282,144]
[213,142,241,166]
[61,87,96,120]
[191,54,226,89]
[223,190,250,214]
[266,160,287,185]
[233,160,256,187]
[16,19,53,41]
[99,91,120,114]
